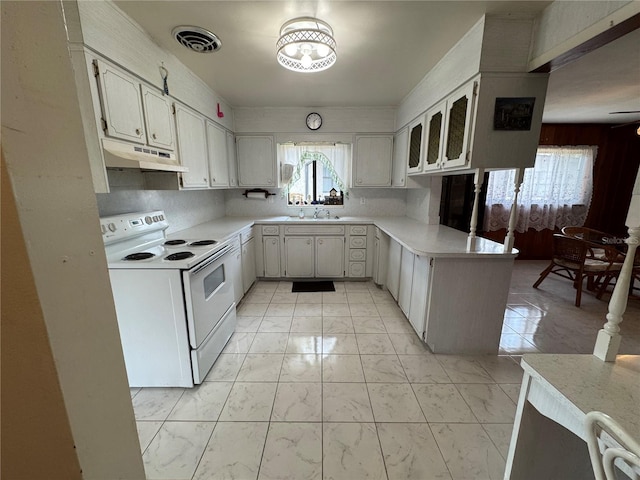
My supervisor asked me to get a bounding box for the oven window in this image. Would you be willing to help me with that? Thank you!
[203,264,225,298]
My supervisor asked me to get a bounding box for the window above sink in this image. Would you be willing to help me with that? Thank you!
[278,143,350,207]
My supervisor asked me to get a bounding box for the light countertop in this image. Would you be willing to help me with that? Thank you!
[521,354,640,439]
[170,215,516,258]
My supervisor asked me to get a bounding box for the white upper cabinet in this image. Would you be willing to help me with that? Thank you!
[141,84,176,151]
[391,127,408,187]
[441,80,476,170]
[206,120,229,188]
[94,59,146,144]
[174,103,209,188]
[236,136,276,187]
[353,135,393,187]
[406,117,425,175]
[404,73,548,175]
[422,100,447,173]
[226,131,238,187]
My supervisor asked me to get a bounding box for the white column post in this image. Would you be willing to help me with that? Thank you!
[593,227,639,361]
[593,169,640,361]
[504,168,525,253]
[467,168,485,251]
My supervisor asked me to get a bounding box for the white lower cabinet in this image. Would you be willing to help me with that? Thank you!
[241,236,256,293]
[284,237,315,278]
[408,256,431,338]
[284,235,345,278]
[387,239,402,300]
[228,242,244,305]
[398,247,415,316]
[263,236,281,278]
[316,237,345,278]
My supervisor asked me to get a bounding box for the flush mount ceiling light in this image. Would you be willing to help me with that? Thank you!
[276,17,336,72]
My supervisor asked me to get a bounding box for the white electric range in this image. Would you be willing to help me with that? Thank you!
[101,210,237,387]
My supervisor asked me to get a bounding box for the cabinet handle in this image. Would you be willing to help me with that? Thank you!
[307,239,311,245]
[135,128,141,135]
[400,178,404,184]
[357,179,362,184]
[203,177,207,182]
[152,133,157,140]
[318,240,322,244]
[267,179,273,184]
[212,177,216,181]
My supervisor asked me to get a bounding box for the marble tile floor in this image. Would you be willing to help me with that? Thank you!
[131,260,640,480]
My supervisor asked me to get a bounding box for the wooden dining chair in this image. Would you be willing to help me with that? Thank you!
[533,234,622,307]
[585,411,640,480]
[561,226,626,261]
[596,247,640,299]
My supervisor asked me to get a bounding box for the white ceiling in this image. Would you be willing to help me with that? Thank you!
[116,1,640,124]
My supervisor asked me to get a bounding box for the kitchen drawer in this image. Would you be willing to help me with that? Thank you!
[349,237,367,248]
[349,249,366,261]
[262,225,279,236]
[349,262,366,277]
[349,225,368,236]
[240,227,254,243]
[284,225,345,235]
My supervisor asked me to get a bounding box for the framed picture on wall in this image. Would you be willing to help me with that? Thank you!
[494,97,536,131]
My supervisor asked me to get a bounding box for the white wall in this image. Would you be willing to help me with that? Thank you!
[529,0,640,70]
[406,179,443,225]
[2,1,145,477]
[234,106,396,134]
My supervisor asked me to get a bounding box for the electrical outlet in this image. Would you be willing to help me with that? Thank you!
[360,197,366,205]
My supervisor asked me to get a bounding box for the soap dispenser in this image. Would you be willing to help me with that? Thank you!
[298,209,305,219]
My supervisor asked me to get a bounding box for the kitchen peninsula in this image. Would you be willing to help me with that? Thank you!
[174,215,516,355]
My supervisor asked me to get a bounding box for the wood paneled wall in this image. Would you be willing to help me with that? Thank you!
[483,123,640,259]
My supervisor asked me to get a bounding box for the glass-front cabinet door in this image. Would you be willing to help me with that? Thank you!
[406,115,425,175]
[422,100,447,173]
[442,80,477,169]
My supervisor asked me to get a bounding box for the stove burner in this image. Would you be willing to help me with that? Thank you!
[189,240,217,246]
[124,252,155,261]
[165,251,195,261]
[164,239,187,246]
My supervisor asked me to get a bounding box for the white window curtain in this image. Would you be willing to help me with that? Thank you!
[278,143,350,190]
[483,146,596,232]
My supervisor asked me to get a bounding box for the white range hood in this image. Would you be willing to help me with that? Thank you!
[102,138,188,173]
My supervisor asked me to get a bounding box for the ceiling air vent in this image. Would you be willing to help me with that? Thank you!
[172,26,222,53]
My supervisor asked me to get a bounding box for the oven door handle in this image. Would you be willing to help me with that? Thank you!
[191,244,232,274]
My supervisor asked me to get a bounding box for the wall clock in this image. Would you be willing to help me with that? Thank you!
[306,112,322,130]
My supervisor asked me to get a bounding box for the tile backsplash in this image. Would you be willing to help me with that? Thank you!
[224,188,409,218]
[96,183,439,233]
[96,189,226,233]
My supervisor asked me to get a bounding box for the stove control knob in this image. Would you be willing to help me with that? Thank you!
[108,222,117,232]
[159,214,165,221]
[101,224,107,235]
[145,216,153,225]
[152,215,159,222]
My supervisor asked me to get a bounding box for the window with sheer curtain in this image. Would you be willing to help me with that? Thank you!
[279,143,350,206]
[483,146,596,232]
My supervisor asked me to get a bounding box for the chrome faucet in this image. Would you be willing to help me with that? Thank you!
[313,208,320,219]
[325,209,331,218]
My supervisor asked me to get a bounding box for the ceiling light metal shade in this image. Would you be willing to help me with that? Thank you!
[172,26,222,53]
[276,17,336,72]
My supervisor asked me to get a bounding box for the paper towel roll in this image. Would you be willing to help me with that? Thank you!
[246,191,267,200]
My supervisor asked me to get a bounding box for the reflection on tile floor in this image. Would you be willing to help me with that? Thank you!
[133,260,640,479]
